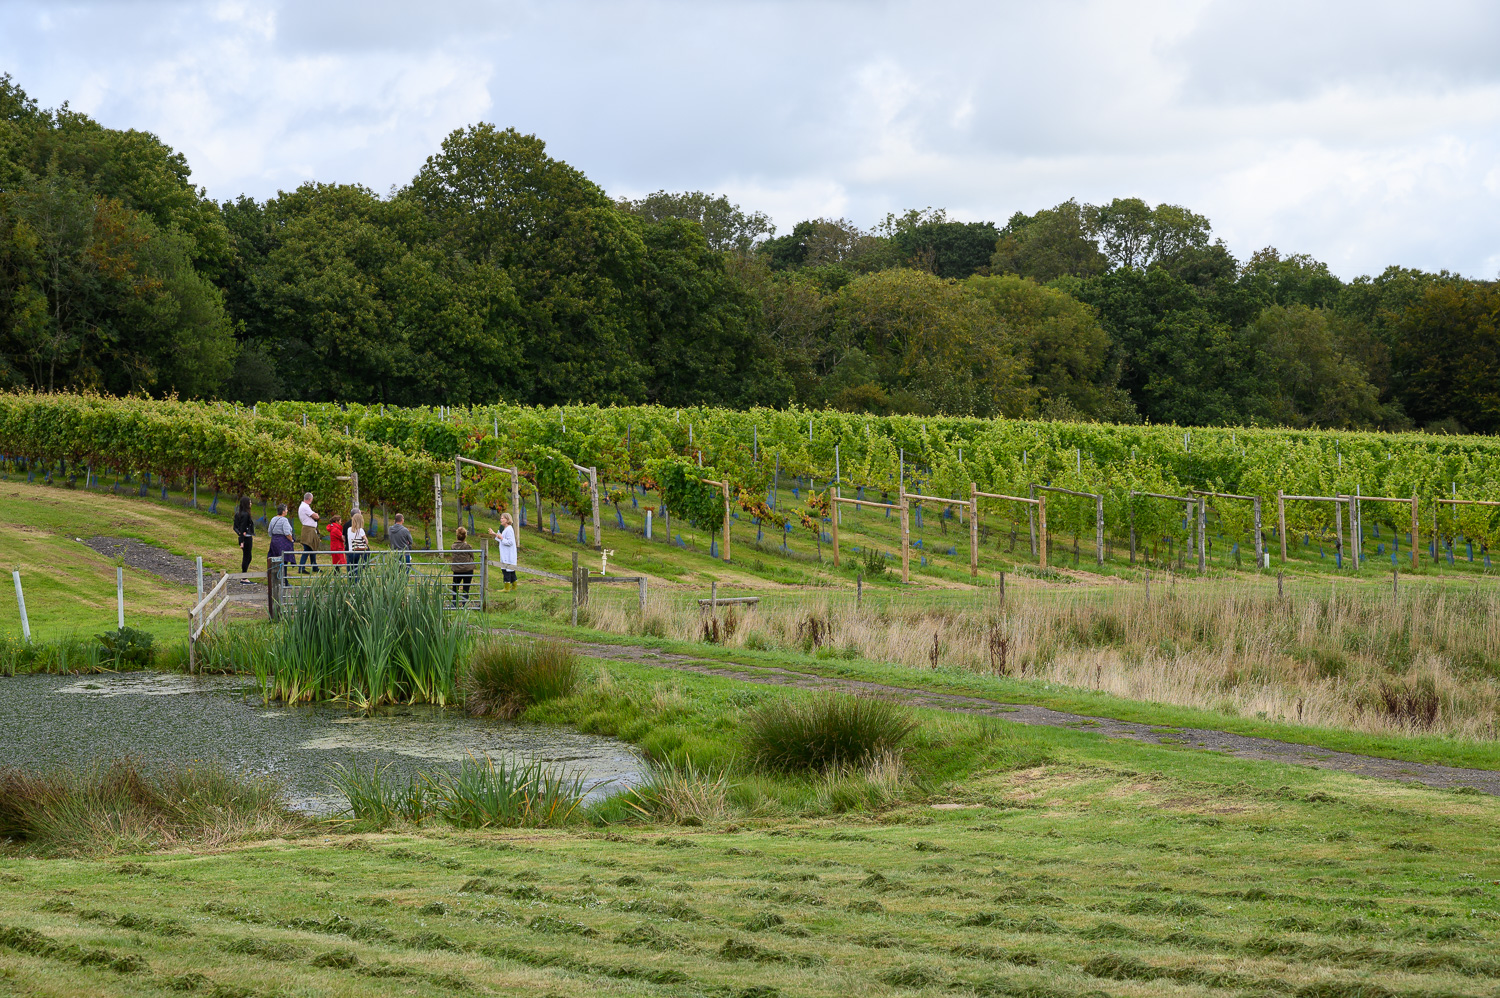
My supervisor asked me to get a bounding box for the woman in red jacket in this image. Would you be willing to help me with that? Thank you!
[327,518,347,573]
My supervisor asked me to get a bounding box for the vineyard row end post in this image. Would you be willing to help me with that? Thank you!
[1253,497,1263,569]
[1027,484,1037,556]
[831,485,840,568]
[1410,495,1418,572]
[434,473,445,553]
[1197,496,1206,574]
[901,495,911,584]
[1037,494,1047,569]
[722,481,731,563]
[1095,493,1104,566]
[969,482,978,579]
[1277,490,1288,563]
[590,467,602,550]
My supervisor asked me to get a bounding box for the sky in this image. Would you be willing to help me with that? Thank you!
[4,0,1499,280]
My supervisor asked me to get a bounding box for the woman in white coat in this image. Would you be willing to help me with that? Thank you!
[488,512,519,591]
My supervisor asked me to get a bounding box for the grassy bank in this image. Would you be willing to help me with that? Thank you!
[2,734,1495,997]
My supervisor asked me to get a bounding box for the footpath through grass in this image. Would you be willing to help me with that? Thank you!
[489,611,1500,774]
[3,738,1497,997]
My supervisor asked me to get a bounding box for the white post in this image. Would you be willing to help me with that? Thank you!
[434,473,445,553]
[590,467,602,550]
[645,509,653,540]
[12,571,29,643]
[117,567,124,630]
[196,556,204,603]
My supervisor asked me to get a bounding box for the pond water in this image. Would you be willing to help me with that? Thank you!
[0,672,644,814]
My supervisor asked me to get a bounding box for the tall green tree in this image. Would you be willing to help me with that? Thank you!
[404,124,648,403]
[1390,281,1500,433]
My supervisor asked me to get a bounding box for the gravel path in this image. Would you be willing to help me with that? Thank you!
[80,536,266,604]
[504,630,1500,797]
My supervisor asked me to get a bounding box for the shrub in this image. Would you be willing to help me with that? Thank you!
[96,626,155,669]
[860,547,887,578]
[621,762,730,824]
[461,640,579,719]
[745,693,917,772]
[0,758,294,855]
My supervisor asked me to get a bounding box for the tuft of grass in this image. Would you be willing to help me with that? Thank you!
[462,639,580,719]
[745,693,917,772]
[0,757,295,855]
[619,762,731,825]
[331,756,590,830]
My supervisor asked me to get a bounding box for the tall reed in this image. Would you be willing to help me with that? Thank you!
[256,557,472,707]
[576,582,1500,740]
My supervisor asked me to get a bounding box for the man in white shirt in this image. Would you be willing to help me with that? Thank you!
[297,492,321,573]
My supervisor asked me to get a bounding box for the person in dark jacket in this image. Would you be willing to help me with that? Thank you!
[451,526,475,605]
[233,496,256,581]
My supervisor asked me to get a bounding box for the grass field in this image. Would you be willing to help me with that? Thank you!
[4,479,1500,995]
[2,711,1497,997]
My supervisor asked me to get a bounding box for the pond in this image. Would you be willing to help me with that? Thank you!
[0,672,644,814]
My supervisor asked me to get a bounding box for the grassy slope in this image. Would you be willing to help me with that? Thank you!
[2,719,1497,997]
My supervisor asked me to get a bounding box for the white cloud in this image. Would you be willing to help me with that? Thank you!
[2,0,1498,278]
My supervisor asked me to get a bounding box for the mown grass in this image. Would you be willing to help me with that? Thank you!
[2,735,1496,997]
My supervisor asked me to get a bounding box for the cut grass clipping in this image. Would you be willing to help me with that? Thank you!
[746,692,917,772]
[0,758,295,856]
[330,756,590,829]
[462,639,580,719]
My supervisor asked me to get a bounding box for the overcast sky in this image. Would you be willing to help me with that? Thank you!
[4,0,1498,280]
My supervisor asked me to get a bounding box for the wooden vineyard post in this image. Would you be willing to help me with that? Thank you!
[1027,484,1037,556]
[512,468,521,530]
[831,484,840,568]
[1095,493,1105,566]
[1277,490,1288,563]
[590,467,602,551]
[1410,495,1419,572]
[969,482,979,579]
[434,473,445,553]
[1037,494,1047,569]
[1334,498,1344,569]
[722,481,731,562]
[1128,501,1136,565]
[1253,497,1264,569]
[900,494,911,584]
[1197,495,1207,574]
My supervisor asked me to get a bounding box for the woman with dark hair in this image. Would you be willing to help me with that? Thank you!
[233,496,256,581]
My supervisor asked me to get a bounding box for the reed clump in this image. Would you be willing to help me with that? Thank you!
[461,640,580,718]
[0,758,295,855]
[256,558,472,707]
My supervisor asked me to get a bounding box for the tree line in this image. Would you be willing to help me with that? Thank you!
[1,74,1495,433]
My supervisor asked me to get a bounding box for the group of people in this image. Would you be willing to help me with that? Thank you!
[232,492,520,592]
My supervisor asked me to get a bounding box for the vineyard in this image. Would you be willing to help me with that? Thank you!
[2,393,1499,583]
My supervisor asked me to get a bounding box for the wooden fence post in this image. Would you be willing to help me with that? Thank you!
[1253,497,1264,569]
[1095,493,1105,566]
[900,495,911,584]
[1410,495,1419,572]
[570,552,579,626]
[1197,496,1207,574]
[1027,484,1037,556]
[1278,490,1288,563]
[969,482,978,579]
[1334,498,1344,568]
[831,487,840,568]
[1037,494,1047,569]
[590,467,602,551]
[1128,501,1136,565]
[722,482,731,562]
